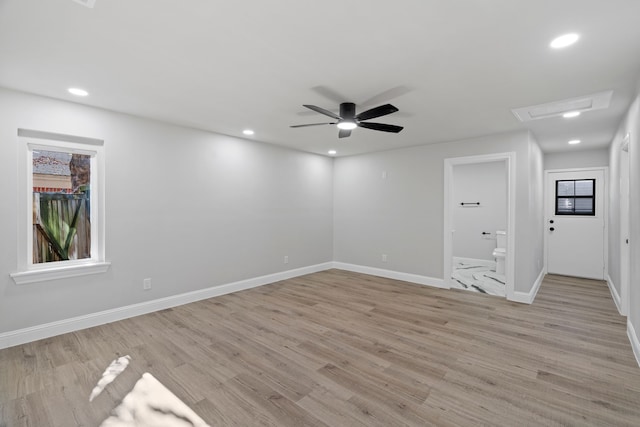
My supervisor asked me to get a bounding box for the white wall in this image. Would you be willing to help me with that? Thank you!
[527,134,545,289]
[333,131,545,295]
[631,95,640,356]
[609,91,640,361]
[0,88,334,334]
[544,148,609,170]
[452,161,507,260]
[608,129,626,299]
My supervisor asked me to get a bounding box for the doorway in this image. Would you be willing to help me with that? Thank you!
[544,168,607,280]
[444,152,516,299]
[620,134,630,315]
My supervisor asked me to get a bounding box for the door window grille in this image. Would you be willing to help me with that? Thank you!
[555,179,595,215]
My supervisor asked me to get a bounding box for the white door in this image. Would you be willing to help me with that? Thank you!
[546,169,605,280]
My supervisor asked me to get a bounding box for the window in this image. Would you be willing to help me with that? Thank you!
[11,129,109,284]
[555,179,596,216]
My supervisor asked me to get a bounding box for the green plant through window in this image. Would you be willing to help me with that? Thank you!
[32,150,91,263]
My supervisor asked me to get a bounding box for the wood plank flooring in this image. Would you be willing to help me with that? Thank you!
[1,270,639,426]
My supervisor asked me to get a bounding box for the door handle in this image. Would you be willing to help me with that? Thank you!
[549,227,555,231]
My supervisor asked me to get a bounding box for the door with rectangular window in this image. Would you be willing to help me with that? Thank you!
[545,169,605,280]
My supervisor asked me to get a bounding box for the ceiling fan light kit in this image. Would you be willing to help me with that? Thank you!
[291,101,404,138]
[337,121,357,130]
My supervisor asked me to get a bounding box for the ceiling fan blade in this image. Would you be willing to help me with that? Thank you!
[290,122,335,128]
[355,104,399,121]
[358,122,404,133]
[338,129,352,138]
[360,86,411,108]
[311,86,349,104]
[303,104,342,120]
[297,109,338,117]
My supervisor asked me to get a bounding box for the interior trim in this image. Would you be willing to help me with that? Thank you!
[606,274,623,315]
[10,261,111,285]
[0,262,332,349]
[628,320,640,368]
[511,268,544,304]
[333,262,447,289]
[0,261,571,350]
[443,152,517,300]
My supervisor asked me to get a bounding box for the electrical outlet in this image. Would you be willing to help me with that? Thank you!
[382,254,388,262]
[143,278,152,290]
[284,255,289,264]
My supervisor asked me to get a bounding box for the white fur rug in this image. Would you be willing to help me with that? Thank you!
[99,372,210,427]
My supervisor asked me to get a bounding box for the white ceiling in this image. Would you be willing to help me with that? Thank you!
[1,0,640,156]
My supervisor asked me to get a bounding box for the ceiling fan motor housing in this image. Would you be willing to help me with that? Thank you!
[340,102,356,121]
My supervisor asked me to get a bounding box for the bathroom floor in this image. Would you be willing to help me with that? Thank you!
[451,257,506,296]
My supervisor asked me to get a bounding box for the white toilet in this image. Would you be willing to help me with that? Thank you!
[492,230,506,275]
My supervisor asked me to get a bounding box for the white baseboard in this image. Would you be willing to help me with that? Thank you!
[0,262,555,349]
[0,262,333,350]
[628,320,640,368]
[510,268,544,304]
[606,274,623,315]
[332,262,447,289]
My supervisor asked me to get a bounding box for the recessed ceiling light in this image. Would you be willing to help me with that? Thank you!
[563,111,581,118]
[328,150,337,155]
[568,139,581,145]
[68,87,89,97]
[242,129,254,135]
[550,33,579,49]
[337,121,357,130]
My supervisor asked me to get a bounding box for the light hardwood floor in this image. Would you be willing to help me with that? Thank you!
[1,270,639,426]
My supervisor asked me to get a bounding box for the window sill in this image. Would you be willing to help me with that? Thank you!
[10,261,111,285]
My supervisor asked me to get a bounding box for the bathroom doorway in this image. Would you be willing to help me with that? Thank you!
[443,153,515,299]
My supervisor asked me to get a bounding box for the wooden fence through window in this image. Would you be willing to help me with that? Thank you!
[33,192,91,263]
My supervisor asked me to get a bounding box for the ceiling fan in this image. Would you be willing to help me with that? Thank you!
[290,102,404,138]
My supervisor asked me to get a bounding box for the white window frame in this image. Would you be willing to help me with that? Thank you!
[10,129,110,284]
